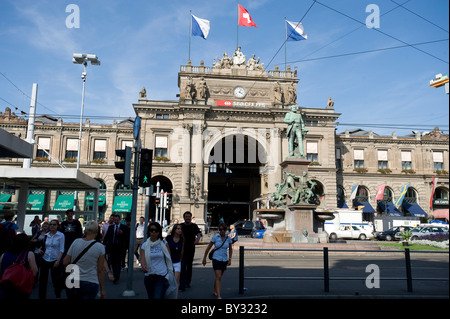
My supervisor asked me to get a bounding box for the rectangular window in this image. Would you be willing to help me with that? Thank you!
[377,150,388,169]
[433,151,444,171]
[401,151,412,170]
[65,138,78,159]
[155,136,168,158]
[354,149,364,168]
[36,137,51,158]
[306,142,318,163]
[335,148,342,169]
[93,139,107,160]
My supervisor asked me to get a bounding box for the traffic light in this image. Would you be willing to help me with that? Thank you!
[166,193,172,207]
[139,148,153,187]
[114,146,132,187]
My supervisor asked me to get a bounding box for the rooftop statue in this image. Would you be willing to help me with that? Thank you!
[233,46,246,66]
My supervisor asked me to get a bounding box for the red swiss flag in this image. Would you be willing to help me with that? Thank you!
[238,4,258,28]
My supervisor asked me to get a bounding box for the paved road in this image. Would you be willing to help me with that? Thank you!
[30,238,449,300]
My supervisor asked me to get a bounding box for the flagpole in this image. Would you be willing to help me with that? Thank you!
[236,1,239,49]
[284,17,287,71]
[189,10,192,62]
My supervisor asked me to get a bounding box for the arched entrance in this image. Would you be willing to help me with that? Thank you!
[206,133,267,227]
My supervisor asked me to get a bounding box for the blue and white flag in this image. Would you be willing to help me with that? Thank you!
[349,184,359,201]
[286,20,308,41]
[395,184,410,208]
[192,14,210,39]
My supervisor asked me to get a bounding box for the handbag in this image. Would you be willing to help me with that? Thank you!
[0,251,35,294]
[208,236,228,260]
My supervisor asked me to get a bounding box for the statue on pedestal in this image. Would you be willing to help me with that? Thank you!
[284,105,308,158]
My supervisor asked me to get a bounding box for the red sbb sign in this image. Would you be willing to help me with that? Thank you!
[216,100,233,107]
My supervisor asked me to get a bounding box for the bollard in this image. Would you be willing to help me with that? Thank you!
[323,247,330,292]
[405,248,413,292]
[239,246,245,295]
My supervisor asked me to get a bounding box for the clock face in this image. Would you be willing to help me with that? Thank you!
[234,86,246,98]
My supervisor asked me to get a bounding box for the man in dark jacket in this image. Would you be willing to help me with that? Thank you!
[103,214,127,283]
[180,211,202,291]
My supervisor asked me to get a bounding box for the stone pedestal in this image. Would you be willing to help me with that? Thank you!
[258,157,330,243]
[281,157,310,177]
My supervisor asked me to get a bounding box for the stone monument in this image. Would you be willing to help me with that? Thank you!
[260,105,333,243]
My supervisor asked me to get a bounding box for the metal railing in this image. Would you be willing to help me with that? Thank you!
[238,246,449,295]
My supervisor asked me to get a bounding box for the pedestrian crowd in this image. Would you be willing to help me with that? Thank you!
[0,210,235,299]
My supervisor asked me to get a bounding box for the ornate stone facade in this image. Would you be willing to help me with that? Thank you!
[1,49,448,228]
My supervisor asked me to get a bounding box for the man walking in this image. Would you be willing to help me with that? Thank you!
[103,214,127,283]
[180,211,202,291]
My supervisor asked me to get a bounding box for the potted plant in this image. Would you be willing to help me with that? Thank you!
[308,161,320,166]
[354,167,368,173]
[401,169,416,174]
[35,157,50,162]
[400,230,412,246]
[64,158,77,163]
[92,158,105,164]
[378,168,392,174]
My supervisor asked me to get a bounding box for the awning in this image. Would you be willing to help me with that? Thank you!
[27,194,45,211]
[53,194,75,211]
[0,194,12,210]
[86,195,106,207]
[353,201,376,213]
[112,196,132,213]
[338,200,349,208]
[433,209,449,220]
[378,201,403,216]
[402,202,428,217]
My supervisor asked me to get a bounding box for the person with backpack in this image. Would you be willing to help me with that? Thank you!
[0,233,38,299]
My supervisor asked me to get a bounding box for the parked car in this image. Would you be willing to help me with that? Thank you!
[409,225,449,240]
[328,225,374,240]
[233,220,265,237]
[252,228,266,239]
[376,226,414,241]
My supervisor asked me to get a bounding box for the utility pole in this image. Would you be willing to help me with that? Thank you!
[23,83,38,168]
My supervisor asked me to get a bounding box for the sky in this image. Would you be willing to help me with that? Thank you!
[0,0,448,136]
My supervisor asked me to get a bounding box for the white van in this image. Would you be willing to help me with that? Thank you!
[324,209,374,240]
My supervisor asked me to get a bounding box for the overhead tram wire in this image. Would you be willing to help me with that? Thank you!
[285,39,449,64]
[295,0,412,62]
[313,0,449,65]
[390,0,449,34]
[0,70,61,117]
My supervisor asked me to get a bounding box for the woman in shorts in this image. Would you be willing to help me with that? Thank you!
[202,223,233,299]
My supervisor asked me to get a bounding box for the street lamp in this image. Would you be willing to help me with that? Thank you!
[72,53,100,210]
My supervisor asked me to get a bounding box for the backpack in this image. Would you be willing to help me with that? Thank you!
[0,223,16,256]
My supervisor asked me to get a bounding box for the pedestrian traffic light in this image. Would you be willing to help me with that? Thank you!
[154,197,160,206]
[139,148,153,187]
[114,146,132,187]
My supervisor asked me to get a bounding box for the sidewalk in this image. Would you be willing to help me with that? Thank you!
[29,238,447,300]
